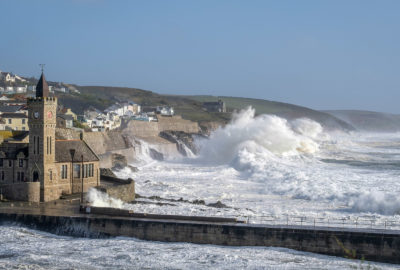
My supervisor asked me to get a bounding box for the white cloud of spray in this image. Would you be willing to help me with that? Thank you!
[86,188,125,209]
[197,107,323,167]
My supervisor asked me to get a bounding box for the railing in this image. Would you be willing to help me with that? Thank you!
[238,214,400,231]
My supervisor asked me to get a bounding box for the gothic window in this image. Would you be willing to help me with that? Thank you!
[36,136,39,155]
[8,119,11,124]
[47,137,49,155]
[49,170,53,181]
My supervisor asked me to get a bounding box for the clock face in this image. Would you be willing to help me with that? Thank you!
[34,112,39,119]
[47,111,53,119]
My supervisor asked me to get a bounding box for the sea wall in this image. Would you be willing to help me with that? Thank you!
[97,176,135,202]
[123,115,200,138]
[0,182,40,202]
[0,213,399,264]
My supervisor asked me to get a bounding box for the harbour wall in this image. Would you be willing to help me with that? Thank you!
[0,212,399,264]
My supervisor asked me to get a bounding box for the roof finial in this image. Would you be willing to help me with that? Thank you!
[39,64,45,73]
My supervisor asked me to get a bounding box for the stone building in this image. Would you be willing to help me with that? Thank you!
[1,113,28,131]
[202,100,226,113]
[0,72,100,202]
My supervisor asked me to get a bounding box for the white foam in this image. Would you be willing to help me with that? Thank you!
[86,188,125,209]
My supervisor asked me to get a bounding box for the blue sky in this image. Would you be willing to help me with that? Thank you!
[1,0,399,113]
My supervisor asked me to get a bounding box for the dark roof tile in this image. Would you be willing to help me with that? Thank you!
[55,140,99,162]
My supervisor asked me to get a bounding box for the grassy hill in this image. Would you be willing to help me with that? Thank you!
[184,95,354,131]
[55,85,353,131]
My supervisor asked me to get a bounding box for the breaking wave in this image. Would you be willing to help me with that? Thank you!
[86,188,125,209]
[197,107,324,168]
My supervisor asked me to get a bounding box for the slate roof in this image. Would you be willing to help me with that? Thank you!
[36,72,49,98]
[55,140,99,162]
[0,143,29,159]
[1,113,27,118]
[0,105,23,113]
[57,114,74,121]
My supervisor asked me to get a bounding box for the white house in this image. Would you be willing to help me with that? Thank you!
[156,106,174,116]
[1,72,15,83]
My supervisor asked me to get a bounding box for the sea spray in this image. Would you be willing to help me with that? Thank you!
[86,188,126,208]
[196,107,323,167]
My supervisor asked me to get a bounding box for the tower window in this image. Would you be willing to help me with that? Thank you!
[1,171,4,181]
[0,158,3,167]
[49,170,53,181]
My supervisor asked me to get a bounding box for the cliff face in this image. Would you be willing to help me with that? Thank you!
[56,116,203,168]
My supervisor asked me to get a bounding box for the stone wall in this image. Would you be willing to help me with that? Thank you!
[1,213,400,264]
[97,175,135,202]
[123,115,200,138]
[0,182,40,202]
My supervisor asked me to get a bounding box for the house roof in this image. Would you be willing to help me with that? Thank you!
[55,140,99,162]
[0,105,23,113]
[36,72,49,98]
[1,113,27,118]
[0,143,29,159]
[57,114,74,121]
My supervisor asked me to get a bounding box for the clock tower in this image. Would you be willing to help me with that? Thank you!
[28,72,58,202]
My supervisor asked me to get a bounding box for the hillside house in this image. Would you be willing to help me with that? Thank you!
[0,113,28,131]
[56,114,74,128]
[156,106,174,116]
[203,100,226,113]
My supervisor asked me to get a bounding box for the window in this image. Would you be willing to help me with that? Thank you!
[1,171,4,181]
[17,172,25,182]
[22,127,25,131]
[19,159,23,167]
[8,119,11,124]
[0,158,3,167]
[33,136,36,155]
[89,164,94,177]
[22,119,25,124]
[49,170,52,181]
[36,136,39,155]
[61,164,68,179]
[73,164,80,178]
[8,160,12,167]
[47,137,49,154]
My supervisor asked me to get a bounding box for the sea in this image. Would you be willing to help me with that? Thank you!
[2,107,400,269]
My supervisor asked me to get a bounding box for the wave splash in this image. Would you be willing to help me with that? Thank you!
[197,107,323,168]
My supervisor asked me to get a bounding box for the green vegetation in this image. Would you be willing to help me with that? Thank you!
[55,85,354,130]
